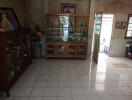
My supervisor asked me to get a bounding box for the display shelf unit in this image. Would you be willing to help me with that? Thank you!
[45,13,88,58]
[0,30,32,97]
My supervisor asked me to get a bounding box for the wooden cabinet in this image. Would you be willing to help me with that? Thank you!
[0,30,32,96]
[45,42,87,58]
[45,14,88,58]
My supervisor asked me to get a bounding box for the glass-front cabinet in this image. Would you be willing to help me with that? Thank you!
[45,14,88,58]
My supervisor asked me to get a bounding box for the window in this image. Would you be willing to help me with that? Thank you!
[126,14,132,38]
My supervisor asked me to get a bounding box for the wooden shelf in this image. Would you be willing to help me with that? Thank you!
[47,26,88,28]
[47,13,89,17]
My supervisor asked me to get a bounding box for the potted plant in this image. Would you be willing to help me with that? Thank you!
[32,24,42,58]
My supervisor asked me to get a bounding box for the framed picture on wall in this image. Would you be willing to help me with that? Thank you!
[115,21,126,29]
[0,7,20,31]
[61,3,77,14]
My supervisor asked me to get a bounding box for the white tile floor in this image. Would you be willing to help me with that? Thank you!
[1,54,132,100]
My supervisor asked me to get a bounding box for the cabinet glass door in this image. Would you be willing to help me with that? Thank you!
[78,45,87,56]
[68,45,77,56]
[6,39,21,80]
[59,16,69,41]
[57,45,65,55]
[47,45,55,55]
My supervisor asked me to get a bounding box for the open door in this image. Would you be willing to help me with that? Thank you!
[93,13,102,63]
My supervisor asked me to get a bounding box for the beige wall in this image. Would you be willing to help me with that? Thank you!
[94,0,132,57]
[25,0,48,28]
[48,0,90,15]
[26,0,90,28]
[26,0,43,27]
[0,0,26,26]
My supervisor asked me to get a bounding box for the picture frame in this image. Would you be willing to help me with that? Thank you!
[0,7,20,31]
[61,3,77,14]
[115,21,126,29]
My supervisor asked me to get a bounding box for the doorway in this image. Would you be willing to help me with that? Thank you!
[100,14,114,55]
[92,13,114,63]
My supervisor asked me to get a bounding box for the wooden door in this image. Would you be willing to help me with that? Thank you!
[93,13,102,63]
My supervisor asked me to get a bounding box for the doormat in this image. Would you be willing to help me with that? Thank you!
[112,63,132,68]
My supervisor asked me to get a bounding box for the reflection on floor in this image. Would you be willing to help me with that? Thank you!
[112,63,130,68]
[1,55,132,100]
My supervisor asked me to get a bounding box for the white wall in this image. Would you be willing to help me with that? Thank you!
[110,39,126,56]
[109,14,132,57]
